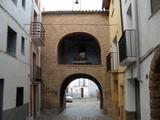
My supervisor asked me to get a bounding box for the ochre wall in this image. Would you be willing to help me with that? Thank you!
[42,12,112,116]
[108,0,125,119]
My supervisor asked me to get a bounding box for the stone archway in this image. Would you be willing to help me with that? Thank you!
[42,12,111,116]
[59,73,103,112]
[149,47,160,120]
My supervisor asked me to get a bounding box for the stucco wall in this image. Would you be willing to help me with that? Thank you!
[136,5,160,119]
[0,2,31,120]
[120,0,160,119]
[0,0,32,30]
[137,0,160,57]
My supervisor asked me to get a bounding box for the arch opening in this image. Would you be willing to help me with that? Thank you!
[58,32,101,65]
[59,73,103,112]
[149,47,160,120]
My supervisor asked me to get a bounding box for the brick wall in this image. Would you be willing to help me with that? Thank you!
[150,47,160,120]
[42,12,112,116]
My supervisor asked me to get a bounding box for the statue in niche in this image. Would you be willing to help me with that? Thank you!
[74,52,87,61]
[73,44,91,64]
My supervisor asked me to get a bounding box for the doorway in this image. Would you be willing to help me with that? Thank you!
[33,85,38,118]
[135,79,141,120]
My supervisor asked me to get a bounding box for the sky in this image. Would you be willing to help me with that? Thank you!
[41,0,103,11]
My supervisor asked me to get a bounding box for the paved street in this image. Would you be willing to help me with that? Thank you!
[35,98,112,120]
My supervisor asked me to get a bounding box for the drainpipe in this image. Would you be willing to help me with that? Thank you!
[135,0,141,83]
[134,0,141,120]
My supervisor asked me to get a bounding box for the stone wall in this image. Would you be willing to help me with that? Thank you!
[42,11,112,116]
[150,47,160,120]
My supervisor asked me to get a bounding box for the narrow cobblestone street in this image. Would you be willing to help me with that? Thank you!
[36,98,112,120]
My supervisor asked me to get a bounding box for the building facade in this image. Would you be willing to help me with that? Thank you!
[66,78,98,98]
[0,0,32,120]
[41,11,112,116]
[103,0,125,120]
[0,0,44,120]
[120,0,160,120]
[107,0,125,120]
[29,0,44,119]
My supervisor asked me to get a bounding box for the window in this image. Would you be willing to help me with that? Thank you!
[21,37,25,55]
[126,4,133,28]
[16,87,24,107]
[22,0,26,9]
[112,0,114,4]
[112,37,118,70]
[7,26,17,57]
[151,0,160,14]
[34,11,38,22]
[12,0,17,5]
[127,4,132,16]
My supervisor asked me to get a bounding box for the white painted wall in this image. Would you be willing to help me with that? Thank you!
[121,0,138,114]
[67,79,98,98]
[32,0,42,22]
[139,54,153,120]
[136,0,160,119]
[0,53,30,110]
[121,0,136,30]
[88,80,98,97]
[0,7,30,62]
[121,0,160,119]
[0,0,32,32]
[0,0,32,111]
[137,0,160,57]
[125,79,135,112]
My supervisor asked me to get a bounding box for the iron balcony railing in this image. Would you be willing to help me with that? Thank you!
[33,65,42,82]
[119,30,137,66]
[30,22,45,46]
[106,52,118,72]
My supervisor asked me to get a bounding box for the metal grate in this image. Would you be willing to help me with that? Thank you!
[33,65,42,81]
[30,22,45,45]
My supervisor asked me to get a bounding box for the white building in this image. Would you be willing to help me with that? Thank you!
[29,0,44,119]
[0,0,44,120]
[120,0,160,120]
[67,78,98,99]
[0,0,32,120]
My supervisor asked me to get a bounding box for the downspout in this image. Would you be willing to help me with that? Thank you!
[135,0,141,120]
[135,0,141,82]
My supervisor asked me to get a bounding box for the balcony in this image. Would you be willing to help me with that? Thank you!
[33,65,42,82]
[30,22,45,46]
[106,52,118,72]
[119,30,137,66]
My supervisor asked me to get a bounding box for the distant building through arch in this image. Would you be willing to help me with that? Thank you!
[59,73,103,111]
